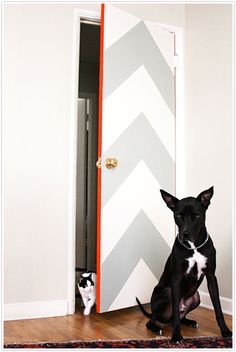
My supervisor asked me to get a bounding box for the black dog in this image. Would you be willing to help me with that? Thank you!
[136,187,232,343]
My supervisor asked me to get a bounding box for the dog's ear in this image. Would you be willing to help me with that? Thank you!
[160,190,179,211]
[197,186,214,207]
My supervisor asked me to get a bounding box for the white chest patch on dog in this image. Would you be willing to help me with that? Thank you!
[186,242,207,280]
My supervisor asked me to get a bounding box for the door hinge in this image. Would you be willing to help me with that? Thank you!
[86,120,89,131]
[173,55,178,68]
[86,99,90,115]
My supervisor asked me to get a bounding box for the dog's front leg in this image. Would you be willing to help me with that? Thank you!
[171,276,183,344]
[206,272,232,338]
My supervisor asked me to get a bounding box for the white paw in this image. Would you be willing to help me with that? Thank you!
[84,307,91,315]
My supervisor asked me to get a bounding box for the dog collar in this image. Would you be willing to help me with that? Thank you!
[177,232,209,250]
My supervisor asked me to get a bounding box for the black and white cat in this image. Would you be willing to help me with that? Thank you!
[78,272,96,315]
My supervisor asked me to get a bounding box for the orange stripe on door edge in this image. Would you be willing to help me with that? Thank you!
[96,3,105,313]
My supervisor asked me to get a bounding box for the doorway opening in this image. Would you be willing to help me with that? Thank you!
[75,20,100,305]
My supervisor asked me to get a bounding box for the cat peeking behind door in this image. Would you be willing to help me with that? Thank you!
[78,272,96,315]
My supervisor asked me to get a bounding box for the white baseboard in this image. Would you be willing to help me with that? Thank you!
[4,300,69,321]
[199,290,232,315]
[4,294,232,321]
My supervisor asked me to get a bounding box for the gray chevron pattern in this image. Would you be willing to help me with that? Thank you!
[104,21,174,113]
[102,113,175,207]
[100,210,170,312]
[100,5,175,312]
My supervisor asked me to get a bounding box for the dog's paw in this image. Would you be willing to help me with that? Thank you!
[156,328,163,336]
[171,333,184,344]
[146,321,162,335]
[189,321,199,328]
[221,329,232,338]
[181,318,199,328]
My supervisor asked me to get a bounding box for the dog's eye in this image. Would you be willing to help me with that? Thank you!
[176,214,182,219]
[194,214,201,219]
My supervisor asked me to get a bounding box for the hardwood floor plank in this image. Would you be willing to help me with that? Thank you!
[4,306,232,345]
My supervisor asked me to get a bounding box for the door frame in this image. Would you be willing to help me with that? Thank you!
[68,6,184,314]
[68,9,100,314]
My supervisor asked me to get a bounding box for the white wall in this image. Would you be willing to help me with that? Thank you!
[3,3,232,320]
[3,4,103,320]
[185,4,233,299]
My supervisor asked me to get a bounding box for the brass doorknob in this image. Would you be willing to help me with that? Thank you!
[105,158,118,169]
[96,158,102,169]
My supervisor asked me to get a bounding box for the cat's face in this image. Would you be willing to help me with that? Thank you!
[79,273,94,292]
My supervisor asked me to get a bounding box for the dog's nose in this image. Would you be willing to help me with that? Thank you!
[182,232,191,239]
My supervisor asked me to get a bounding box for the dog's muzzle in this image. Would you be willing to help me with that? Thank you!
[179,232,193,243]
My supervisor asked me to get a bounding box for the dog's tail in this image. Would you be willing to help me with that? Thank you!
[135,297,152,318]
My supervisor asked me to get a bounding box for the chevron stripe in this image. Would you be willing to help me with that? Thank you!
[104,5,141,50]
[102,113,175,207]
[109,258,158,311]
[101,160,174,264]
[104,21,174,112]
[102,65,174,156]
[100,210,170,312]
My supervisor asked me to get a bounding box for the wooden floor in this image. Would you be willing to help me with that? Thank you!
[4,304,232,345]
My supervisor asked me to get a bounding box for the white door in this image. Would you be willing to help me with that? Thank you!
[97,4,176,313]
